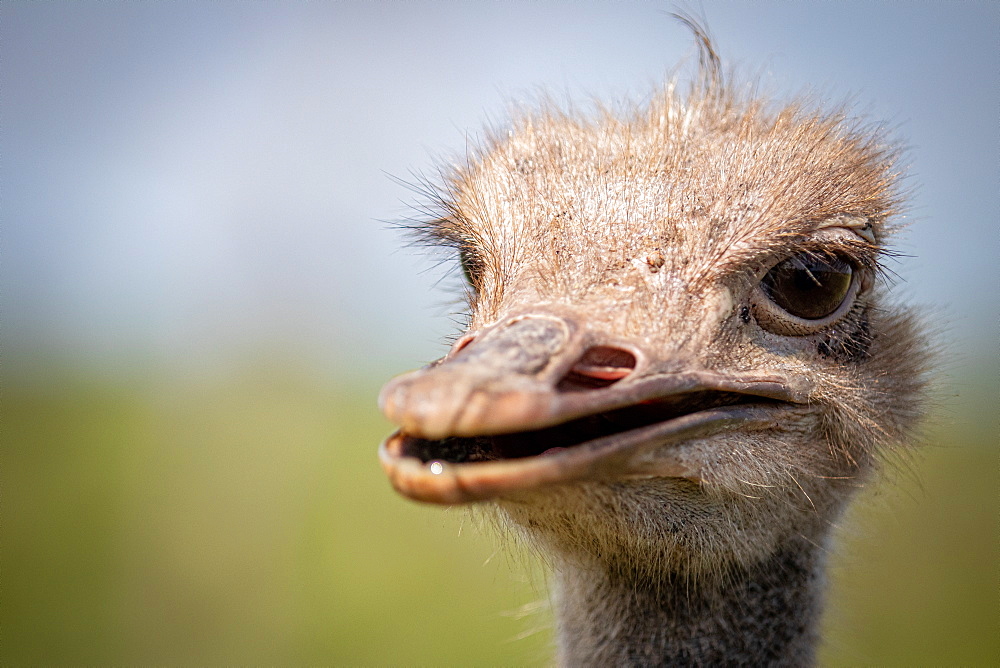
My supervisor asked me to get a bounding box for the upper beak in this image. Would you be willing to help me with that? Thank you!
[378,313,809,504]
[380,314,601,440]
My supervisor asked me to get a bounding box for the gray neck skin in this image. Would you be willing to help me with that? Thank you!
[553,538,824,667]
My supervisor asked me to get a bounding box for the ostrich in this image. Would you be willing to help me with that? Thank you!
[377,24,927,666]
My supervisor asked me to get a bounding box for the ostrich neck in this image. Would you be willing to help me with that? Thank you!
[553,538,825,667]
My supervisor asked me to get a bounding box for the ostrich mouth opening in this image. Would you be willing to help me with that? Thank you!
[399,390,777,463]
[380,387,793,505]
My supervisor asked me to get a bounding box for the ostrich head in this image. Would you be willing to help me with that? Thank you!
[377,34,926,589]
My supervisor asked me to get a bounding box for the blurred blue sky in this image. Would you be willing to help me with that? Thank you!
[5,1,998,381]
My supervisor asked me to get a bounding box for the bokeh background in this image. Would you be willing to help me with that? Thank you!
[4,2,998,665]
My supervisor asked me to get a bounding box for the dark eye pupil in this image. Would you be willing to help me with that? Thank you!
[761,255,853,320]
[459,247,483,288]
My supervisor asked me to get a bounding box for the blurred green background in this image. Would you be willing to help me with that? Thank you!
[5,360,998,665]
[4,2,998,666]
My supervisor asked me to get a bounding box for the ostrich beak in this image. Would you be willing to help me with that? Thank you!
[379,314,807,504]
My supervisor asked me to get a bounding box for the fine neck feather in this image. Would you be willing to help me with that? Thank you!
[552,536,826,667]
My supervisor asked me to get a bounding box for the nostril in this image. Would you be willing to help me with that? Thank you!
[575,346,638,378]
[557,346,637,391]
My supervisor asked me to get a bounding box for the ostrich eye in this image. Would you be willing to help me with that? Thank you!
[459,247,483,288]
[761,254,854,320]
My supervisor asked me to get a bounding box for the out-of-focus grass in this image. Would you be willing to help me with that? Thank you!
[820,440,999,665]
[4,363,552,665]
[3,360,997,665]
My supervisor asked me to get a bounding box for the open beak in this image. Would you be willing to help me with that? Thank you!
[379,314,808,504]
